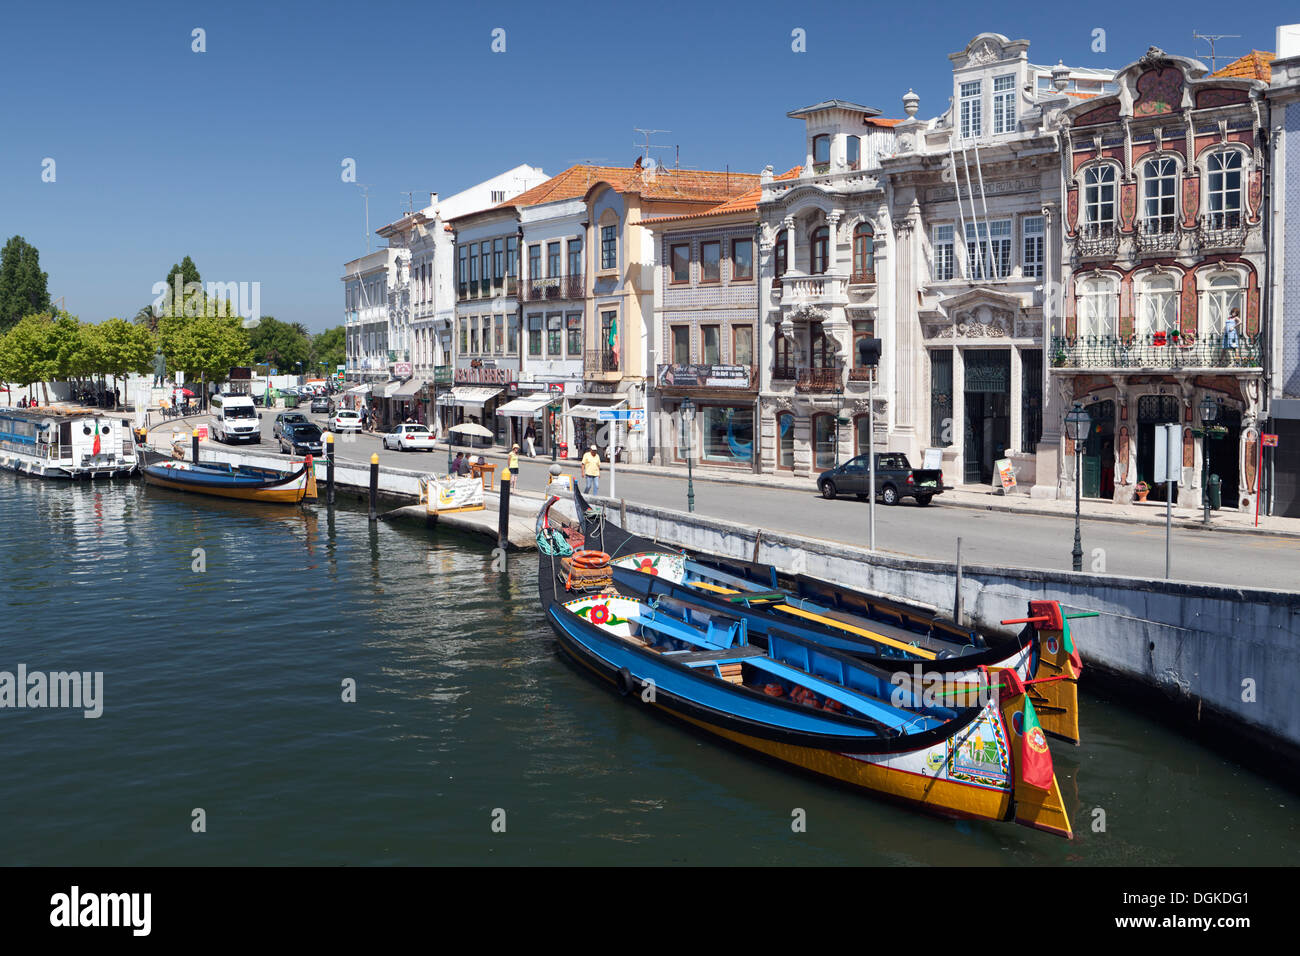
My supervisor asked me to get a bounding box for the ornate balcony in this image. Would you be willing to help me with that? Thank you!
[779,272,849,314]
[795,367,843,393]
[521,275,584,302]
[772,363,796,382]
[1050,334,1262,371]
[584,349,620,377]
[1135,221,1180,255]
[1073,225,1119,259]
[849,270,876,286]
[1198,212,1246,250]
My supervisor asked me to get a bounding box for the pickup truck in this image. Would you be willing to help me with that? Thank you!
[816,452,944,506]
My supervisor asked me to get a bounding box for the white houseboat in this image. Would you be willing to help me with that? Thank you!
[0,407,139,479]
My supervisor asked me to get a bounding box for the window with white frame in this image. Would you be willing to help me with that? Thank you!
[1076,276,1118,338]
[1135,274,1179,337]
[933,225,955,280]
[1206,151,1243,228]
[1141,158,1178,233]
[1203,273,1244,338]
[992,75,1016,134]
[1023,216,1044,279]
[964,219,1012,279]
[1083,165,1117,232]
[959,80,982,139]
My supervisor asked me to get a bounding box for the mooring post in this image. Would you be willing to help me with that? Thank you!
[620,498,627,528]
[325,432,336,507]
[954,537,964,627]
[368,453,379,522]
[498,468,512,549]
[191,428,200,463]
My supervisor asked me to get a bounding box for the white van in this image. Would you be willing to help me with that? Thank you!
[211,393,262,443]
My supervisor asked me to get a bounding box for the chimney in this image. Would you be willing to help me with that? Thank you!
[429,192,438,207]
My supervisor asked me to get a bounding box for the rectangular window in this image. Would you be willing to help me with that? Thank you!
[930,349,953,447]
[480,244,491,283]
[960,80,982,139]
[600,311,618,368]
[506,236,518,277]
[528,244,541,280]
[700,241,721,283]
[1023,216,1044,279]
[507,315,520,355]
[933,225,955,280]
[964,219,1013,279]
[670,243,691,284]
[567,238,582,277]
[547,241,561,277]
[733,326,753,366]
[1084,165,1117,230]
[494,315,504,354]
[671,325,690,365]
[460,317,469,354]
[566,313,582,356]
[493,238,504,279]
[469,317,479,354]
[601,225,617,270]
[992,74,1016,134]
[458,247,468,289]
[732,238,754,280]
[527,314,542,356]
[702,325,720,365]
[545,313,562,356]
[468,245,478,284]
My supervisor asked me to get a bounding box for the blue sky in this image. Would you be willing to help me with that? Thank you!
[0,0,1287,330]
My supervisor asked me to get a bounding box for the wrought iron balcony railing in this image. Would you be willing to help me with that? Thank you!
[1073,224,1119,258]
[847,366,878,382]
[521,275,584,301]
[584,349,619,374]
[1050,334,1261,370]
[1135,221,1180,254]
[1198,211,1246,249]
[849,270,876,285]
[795,367,842,393]
[772,363,796,381]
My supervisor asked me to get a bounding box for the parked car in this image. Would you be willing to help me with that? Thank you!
[310,396,333,414]
[278,421,324,457]
[330,409,362,433]
[383,423,437,452]
[817,452,944,506]
[273,411,309,442]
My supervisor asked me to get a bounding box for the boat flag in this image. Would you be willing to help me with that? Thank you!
[1062,616,1082,673]
[92,421,101,456]
[1020,697,1054,791]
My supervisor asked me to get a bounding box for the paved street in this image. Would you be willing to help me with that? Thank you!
[200,408,1300,592]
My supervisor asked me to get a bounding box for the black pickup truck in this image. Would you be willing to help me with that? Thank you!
[816,452,944,506]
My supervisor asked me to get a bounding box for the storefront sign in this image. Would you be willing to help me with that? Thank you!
[425,476,485,514]
[628,409,646,433]
[455,366,516,385]
[994,458,1017,493]
[656,364,752,390]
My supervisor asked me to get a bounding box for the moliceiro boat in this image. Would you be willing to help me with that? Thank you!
[142,456,317,504]
[536,496,1073,839]
[567,485,1091,746]
[0,407,138,479]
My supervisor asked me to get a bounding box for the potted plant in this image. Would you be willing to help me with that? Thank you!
[1135,480,1150,502]
[1052,348,1068,368]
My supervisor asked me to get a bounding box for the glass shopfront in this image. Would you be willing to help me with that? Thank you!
[698,405,753,465]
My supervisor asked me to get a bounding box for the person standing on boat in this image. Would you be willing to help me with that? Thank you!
[581,444,601,496]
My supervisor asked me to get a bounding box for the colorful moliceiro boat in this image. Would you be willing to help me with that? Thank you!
[142,457,317,504]
[567,486,1090,746]
[536,497,1073,838]
[0,407,139,479]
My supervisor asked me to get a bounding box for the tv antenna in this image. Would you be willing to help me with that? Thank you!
[633,128,673,166]
[400,191,415,215]
[357,184,374,253]
[1192,31,1241,72]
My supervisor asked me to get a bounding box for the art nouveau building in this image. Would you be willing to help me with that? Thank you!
[1053,48,1271,512]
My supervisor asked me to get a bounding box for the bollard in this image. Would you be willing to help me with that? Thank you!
[192,428,200,463]
[325,432,336,507]
[954,537,963,627]
[498,468,512,550]
[368,453,379,522]
[620,498,627,528]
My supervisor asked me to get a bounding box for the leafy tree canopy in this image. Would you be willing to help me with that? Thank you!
[0,236,52,333]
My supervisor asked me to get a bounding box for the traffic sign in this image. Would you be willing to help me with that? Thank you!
[597,408,634,421]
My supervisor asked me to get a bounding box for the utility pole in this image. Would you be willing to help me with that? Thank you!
[1191,31,1241,73]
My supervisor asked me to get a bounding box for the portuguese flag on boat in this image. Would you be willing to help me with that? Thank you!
[92,421,101,456]
[1020,697,1054,791]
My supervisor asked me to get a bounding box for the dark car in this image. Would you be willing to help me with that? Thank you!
[310,396,333,414]
[273,412,309,442]
[817,452,943,506]
[279,422,324,456]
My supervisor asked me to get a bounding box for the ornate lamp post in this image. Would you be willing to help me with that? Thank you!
[1064,403,1091,572]
[549,399,561,463]
[681,398,696,513]
[1200,395,1219,525]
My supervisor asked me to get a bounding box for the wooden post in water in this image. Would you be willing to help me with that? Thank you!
[368,453,379,522]
[325,432,336,507]
[954,537,963,627]
[498,468,512,549]
[620,498,627,528]
[191,428,200,463]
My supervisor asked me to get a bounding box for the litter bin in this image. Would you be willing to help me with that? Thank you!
[283,394,299,408]
[1207,473,1222,510]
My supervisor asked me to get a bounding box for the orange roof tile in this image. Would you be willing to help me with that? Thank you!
[502,163,761,211]
[639,167,802,227]
[1212,50,1274,81]
[865,117,904,127]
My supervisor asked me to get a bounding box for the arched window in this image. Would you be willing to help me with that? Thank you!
[852,222,875,282]
[1083,165,1117,232]
[810,226,829,275]
[1203,273,1244,339]
[1077,276,1118,338]
[812,135,830,172]
[1141,158,1178,234]
[846,135,860,170]
[1206,151,1243,228]
[1135,274,1179,339]
[776,412,794,470]
[774,229,788,283]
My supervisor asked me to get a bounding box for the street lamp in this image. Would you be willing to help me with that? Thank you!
[549,400,561,463]
[1064,402,1091,572]
[1200,395,1219,525]
[681,397,696,513]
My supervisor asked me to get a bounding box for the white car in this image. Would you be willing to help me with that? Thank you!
[331,409,362,432]
[384,423,437,452]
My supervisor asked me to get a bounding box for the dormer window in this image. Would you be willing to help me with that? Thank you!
[992,75,1016,134]
[959,80,982,139]
[846,136,860,170]
[812,135,830,174]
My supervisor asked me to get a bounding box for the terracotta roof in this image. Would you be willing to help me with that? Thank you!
[864,117,904,127]
[1212,50,1274,81]
[639,167,802,227]
[502,163,761,210]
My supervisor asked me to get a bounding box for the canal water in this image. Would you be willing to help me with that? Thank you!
[2,473,1296,865]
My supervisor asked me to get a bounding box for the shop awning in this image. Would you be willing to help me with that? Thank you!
[567,398,627,419]
[436,386,504,408]
[390,378,430,399]
[496,393,554,417]
[346,384,371,395]
[381,380,404,398]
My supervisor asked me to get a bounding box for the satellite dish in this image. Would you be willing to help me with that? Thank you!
[644,157,657,171]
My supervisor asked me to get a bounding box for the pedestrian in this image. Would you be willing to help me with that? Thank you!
[581,444,601,497]
[524,424,537,458]
[1223,307,1240,350]
[452,451,464,476]
[508,443,520,481]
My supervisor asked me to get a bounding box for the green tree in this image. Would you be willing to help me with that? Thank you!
[160,311,251,390]
[311,326,346,373]
[157,255,204,318]
[0,237,52,333]
[98,318,155,407]
[248,316,312,373]
[0,313,57,404]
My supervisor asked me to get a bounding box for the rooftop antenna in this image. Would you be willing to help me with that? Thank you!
[400,191,415,215]
[357,184,373,253]
[633,128,671,164]
[1192,31,1241,72]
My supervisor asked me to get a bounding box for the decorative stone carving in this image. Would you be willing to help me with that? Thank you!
[968,41,998,65]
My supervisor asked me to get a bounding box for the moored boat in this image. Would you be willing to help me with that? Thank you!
[142,456,317,504]
[536,496,1073,839]
[0,407,138,479]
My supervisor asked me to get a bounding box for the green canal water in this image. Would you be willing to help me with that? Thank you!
[1,473,1296,865]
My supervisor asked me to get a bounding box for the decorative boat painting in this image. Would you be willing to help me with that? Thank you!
[142,457,317,504]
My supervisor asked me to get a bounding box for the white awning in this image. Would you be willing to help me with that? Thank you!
[436,386,504,409]
[346,384,371,395]
[382,380,404,398]
[496,393,554,417]
[390,378,430,399]
[566,398,627,419]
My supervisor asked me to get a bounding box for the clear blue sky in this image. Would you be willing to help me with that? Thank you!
[0,0,1286,330]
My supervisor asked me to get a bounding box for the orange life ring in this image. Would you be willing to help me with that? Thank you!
[571,550,610,569]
